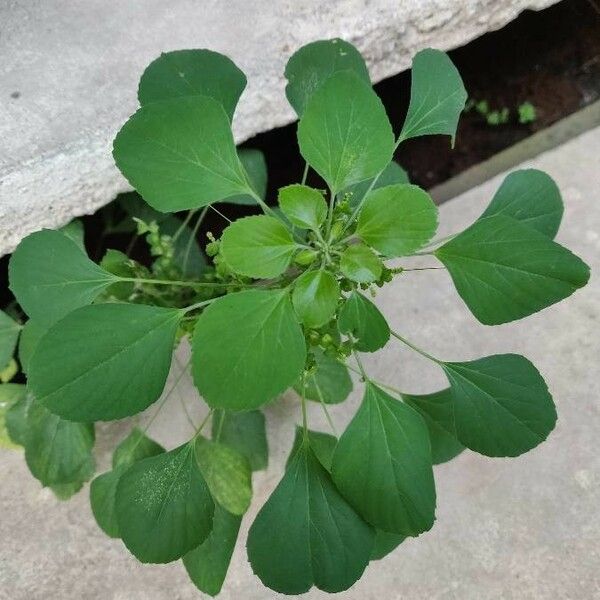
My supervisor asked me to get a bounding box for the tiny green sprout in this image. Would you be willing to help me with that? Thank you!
[518,101,537,124]
[4,40,589,597]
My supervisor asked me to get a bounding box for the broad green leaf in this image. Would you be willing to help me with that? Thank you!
[278,184,327,230]
[0,384,26,448]
[294,349,353,405]
[285,38,370,116]
[9,230,116,326]
[159,215,207,277]
[435,214,590,325]
[442,354,557,457]
[91,429,165,539]
[345,160,410,209]
[116,443,214,563]
[247,441,374,594]
[331,383,436,536]
[340,245,383,283]
[403,389,465,465]
[193,290,306,410]
[18,319,47,375]
[4,386,29,446]
[370,530,406,561]
[183,505,242,596]
[138,49,246,120]
[357,184,438,257]
[0,310,21,370]
[399,49,467,144]
[220,215,297,279]
[112,427,165,469]
[338,291,389,352]
[24,401,95,487]
[292,270,339,328]
[60,219,85,249]
[29,304,182,422]
[286,427,337,471]
[211,409,268,471]
[298,71,394,194]
[113,95,249,212]
[194,437,252,515]
[224,149,268,206]
[480,169,563,238]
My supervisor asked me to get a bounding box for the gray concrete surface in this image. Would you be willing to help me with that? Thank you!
[0,0,558,255]
[1,125,599,599]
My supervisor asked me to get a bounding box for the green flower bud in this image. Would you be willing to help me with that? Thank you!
[294,249,318,266]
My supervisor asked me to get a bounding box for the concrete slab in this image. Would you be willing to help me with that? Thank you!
[1,125,598,599]
[0,0,558,255]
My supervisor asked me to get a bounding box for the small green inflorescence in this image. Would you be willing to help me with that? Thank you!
[2,40,590,595]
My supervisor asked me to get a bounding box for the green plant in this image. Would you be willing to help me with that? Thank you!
[465,97,537,126]
[1,40,589,596]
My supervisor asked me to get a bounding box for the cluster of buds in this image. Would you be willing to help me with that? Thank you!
[135,219,180,280]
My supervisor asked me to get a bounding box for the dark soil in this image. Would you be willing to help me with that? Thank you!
[1,0,599,307]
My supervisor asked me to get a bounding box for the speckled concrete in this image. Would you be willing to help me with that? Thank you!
[0,0,558,255]
[0,126,598,599]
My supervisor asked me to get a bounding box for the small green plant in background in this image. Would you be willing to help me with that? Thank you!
[0,40,589,596]
[466,97,537,125]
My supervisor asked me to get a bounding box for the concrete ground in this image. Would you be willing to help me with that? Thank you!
[1,126,599,599]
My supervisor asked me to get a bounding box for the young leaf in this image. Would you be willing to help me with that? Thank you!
[442,354,557,457]
[403,389,465,465]
[112,427,166,469]
[113,96,250,212]
[211,409,268,471]
[138,49,246,120]
[298,71,394,195]
[224,149,268,206]
[357,184,438,257]
[247,441,374,594]
[116,443,214,563]
[479,169,563,238]
[194,437,252,516]
[91,429,166,539]
[294,349,353,405]
[183,505,242,597]
[338,291,390,352]
[24,401,95,487]
[192,290,306,410]
[278,184,328,230]
[285,38,370,116]
[345,160,409,209]
[331,383,436,536]
[435,214,590,325]
[399,49,467,145]
[9,230,116,326]
[286,427,337,471]
[99,249,136,300]
[220,215,297,279]
[340,245,383,283]
[0,310,21,370]
[28,304,182,422]
[370,530,406,561]
[292,269,339,328]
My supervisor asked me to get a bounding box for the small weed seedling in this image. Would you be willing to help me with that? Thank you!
[1,40,589,595]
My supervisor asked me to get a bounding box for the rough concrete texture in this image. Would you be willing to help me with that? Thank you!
[1,124,599,599]
[0,0,559,255]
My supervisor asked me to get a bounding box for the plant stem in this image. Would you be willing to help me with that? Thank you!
[172,209,197,243]
[119,276,245,289]
[301,162,309,185]
[401,266,446,272]
[313,378,337,435]
[300,378,309,437]
[390,330,441,364]
[209,204,232,223]
[183,298,217,313]
[193,408,214,439]
[182,206,209,272]
[352,350,368,380]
